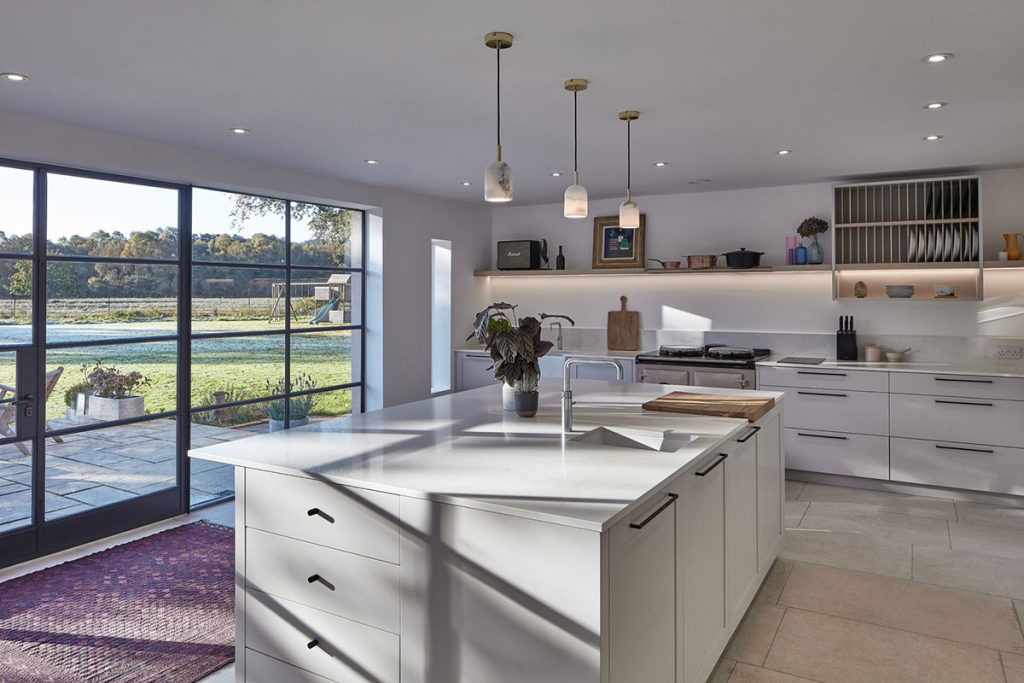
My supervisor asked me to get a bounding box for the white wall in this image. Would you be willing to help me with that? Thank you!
[0,109,492,407]
[489,169,1024,338]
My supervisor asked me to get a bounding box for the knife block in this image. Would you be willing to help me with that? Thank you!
[837,331,858,361]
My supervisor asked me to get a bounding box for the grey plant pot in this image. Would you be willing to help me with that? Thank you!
[514,391,539,418]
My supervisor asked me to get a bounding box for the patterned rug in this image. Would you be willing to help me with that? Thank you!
[0,521,234,683]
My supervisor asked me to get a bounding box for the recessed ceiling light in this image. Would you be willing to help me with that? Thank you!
[923,53,953,64]
[653,161,668,167]
[461,181,473,186]
[550,172,562,177]
[365,159,380,165]
[922,134,943,141]
[924,102,948,109]
[777,149,792,156]
[0,72,28,82]
[229,127,249,135]
[688,178,712,185]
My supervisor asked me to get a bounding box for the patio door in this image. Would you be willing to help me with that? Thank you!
[0,348,41,565]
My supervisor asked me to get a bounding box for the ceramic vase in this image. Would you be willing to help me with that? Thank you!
[807,234,825,265]
[1003,233,1023,261]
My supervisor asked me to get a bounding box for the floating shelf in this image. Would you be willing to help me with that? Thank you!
[984,260,1024,269]
[834,261,980,271]
[474,265,831,277]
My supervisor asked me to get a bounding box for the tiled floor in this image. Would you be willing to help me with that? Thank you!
[713,480,1024,683]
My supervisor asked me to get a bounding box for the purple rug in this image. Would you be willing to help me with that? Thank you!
[0,521,234,683]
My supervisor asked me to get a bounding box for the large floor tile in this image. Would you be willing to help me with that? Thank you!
[798,502,951,548]
[784,480,804,501]
[950,521,1024,561]
[1006,653,1024,683]
[765,609,1005,683]
[784,501,809,527]
[955,501,1024,532]
[780,562,1024,654]
[913,545,1024,601]
[709,657,736,683]
[756,559,795,604]
[725,602,786,666]
[798,483,956,520]
[781,528,912,579]
[728,663,818,683]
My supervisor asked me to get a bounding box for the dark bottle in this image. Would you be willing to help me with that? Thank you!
[555,245,566,270]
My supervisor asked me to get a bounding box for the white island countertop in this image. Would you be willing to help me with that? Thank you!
[189,379,781,531]
[759,357,1024,378]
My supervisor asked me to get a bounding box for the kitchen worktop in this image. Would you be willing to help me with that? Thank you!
[759,357,1024,378]
[189,379,781,531]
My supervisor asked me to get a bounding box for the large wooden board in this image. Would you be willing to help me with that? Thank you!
[642,391,775,422]
[607,295,640,351]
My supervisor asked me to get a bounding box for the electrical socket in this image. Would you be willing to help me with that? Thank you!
[996,345,1023,360]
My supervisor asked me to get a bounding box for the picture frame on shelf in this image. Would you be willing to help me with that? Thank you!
[592,214,646,269]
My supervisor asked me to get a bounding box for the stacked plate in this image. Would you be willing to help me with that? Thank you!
[885,284,915,299]
[906,225,979,262]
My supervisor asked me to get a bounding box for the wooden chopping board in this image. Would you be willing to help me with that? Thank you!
[607,295,640,351]
[642,391,775,422]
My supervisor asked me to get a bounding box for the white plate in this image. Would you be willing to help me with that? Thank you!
[926,228,935,262]
[908,228,918,262]
[943,225,952,261]
[972,227,980,260]
[953,228,962,261]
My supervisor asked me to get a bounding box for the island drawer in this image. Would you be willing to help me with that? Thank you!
[246,528,400,634]
[890,437,1024,496]
[245,648,336,683]
[784,428,889,480]
[246,469,400,564]
[890,372,1024,401]
[758,366,888,393]
[890,394,1024,448]
[245,590,399,683]
[763,386,888,436]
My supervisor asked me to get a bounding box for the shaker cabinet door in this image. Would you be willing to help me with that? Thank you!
[725,437,759,628]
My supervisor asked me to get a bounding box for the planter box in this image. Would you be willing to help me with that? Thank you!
[86,395,145,421]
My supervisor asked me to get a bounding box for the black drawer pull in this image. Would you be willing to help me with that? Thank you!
[695,453,728,477]
[797,432,848,441]
[629,493,678,529]
[934,377,994,384]
[736,425,761,443]
[797,371,847,377]
[307,507,335,523]
[797,391,848,398]
[307,638,320,650]
[935,399,994,407]
[308,574,336,591]
[935,444,995,454]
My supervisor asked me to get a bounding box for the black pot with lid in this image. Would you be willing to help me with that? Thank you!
[722,248,764,269]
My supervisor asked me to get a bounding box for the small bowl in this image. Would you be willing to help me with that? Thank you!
[885,284,915,299]
[885,348,911,362]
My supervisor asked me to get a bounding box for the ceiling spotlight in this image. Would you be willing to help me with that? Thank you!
[461,181,473,186]
[688,178,712,185]
[923,134,943,141]
[229,127,249,135]
[923,53,953,64]
[550,172,562,177]
[924,102,948,109]
[365,159,380,165]
[653,161,668,167]
[0,72,28,82]
[777,149,792,156]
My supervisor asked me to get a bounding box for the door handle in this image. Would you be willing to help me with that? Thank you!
[11,394,33,418]
[736,425,760,443]
[629,493,678,529]
[797,391,848,398]
[934,377,993,384]
[796,371,847,377]
[797,432,849,440]
[935,444,995,454]
[934,399,993,407]
[695,453,728,476]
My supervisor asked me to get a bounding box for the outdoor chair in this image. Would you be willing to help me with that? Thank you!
[0,366,66,456]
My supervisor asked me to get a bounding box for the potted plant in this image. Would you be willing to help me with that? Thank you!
[82,362,149,420]
[798,216,830,265]
[63,380,91,419]
[467,303,573,417]
[266,374,317,431]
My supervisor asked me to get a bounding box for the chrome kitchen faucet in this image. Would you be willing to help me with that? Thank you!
[562,358,623,433]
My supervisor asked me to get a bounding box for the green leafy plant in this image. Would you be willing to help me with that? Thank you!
[797,216,830,238]
[63,380,91,408]
[81,361,149,398]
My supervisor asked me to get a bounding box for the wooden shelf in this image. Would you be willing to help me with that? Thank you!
[474,265,831,277]
[984,260,1024,269]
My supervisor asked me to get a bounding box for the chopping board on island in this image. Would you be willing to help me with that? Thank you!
[642,391,775,422]
[607,295,640,351]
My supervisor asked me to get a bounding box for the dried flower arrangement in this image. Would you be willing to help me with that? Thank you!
[797,216,830,238]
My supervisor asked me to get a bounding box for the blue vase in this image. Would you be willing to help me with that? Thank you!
[794,244,808,265]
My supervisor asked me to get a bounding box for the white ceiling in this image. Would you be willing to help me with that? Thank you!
[1,0,1023,205]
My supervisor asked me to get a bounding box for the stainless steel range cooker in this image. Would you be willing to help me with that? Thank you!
[634,344,771,389]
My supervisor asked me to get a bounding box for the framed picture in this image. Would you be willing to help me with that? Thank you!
[592,214,646,269]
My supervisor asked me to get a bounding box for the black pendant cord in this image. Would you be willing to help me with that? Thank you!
[573,90,578,174]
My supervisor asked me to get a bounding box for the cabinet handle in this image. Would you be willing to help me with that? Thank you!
[736,425,761,443]
[466,353,490,359]
[797,371,847,377]
[307,638,320,650]
[695,453,728,477]
[629,493,678,529]
[935,399,994,407]
[797,391,848,398]
[934,377,994,384]
[935,444,995,454]
[797,432,848,440]
[307,574,336,590]
[307,507,335,523]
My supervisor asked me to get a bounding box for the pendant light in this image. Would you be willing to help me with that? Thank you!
[618,110,640,228]
[563,78,589,218]
[484,32,513,202]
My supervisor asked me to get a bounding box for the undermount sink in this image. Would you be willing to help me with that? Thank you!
[570,426,698,453]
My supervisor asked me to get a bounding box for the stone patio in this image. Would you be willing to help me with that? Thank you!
[0,417,272,534]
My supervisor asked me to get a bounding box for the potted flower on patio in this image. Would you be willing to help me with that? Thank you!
[82,362,149,421]
[266,374,317,431]
[467,303,573,417]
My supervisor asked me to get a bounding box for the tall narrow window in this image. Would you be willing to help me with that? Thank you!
[430,240,452,394]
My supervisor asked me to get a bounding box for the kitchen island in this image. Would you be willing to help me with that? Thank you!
[190,380,784,683]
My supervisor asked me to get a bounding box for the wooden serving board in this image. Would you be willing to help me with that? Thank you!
[607,295,640,351]
[642,391,775,422]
